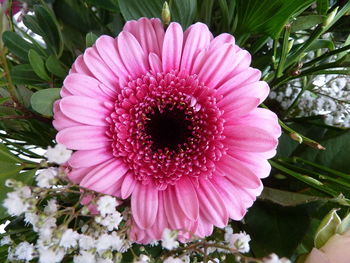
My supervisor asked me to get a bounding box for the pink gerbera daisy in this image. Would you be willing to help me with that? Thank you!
[53,18,281,243]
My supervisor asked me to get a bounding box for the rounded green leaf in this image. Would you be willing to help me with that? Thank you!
[28,49,50,81]
[30,88,61,116]
[314,209,341,248]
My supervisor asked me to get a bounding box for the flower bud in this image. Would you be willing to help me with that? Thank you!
[161,1,171,25]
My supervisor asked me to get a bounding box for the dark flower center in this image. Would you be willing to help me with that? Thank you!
[145,106,192,151]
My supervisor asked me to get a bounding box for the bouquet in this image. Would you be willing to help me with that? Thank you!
[0,0,350,262]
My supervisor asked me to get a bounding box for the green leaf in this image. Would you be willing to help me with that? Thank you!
[337,212,350,234]
[316,0,329,15]
[85,0,119,11]
[291,15,325,32]
[30,88,61,116]
[2,31,35,62]
[306,39,335,51]
[119,0,197,28]
[28,49,50,81]
[86,32,98,48]
[314,209,341,248]
[234,0,314,38]
[244,201,311,257]
[10,64,43,86]
[0,97,9,105]
[45,55,68,78]
[0,144,21,163]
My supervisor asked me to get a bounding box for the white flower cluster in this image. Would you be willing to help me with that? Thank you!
[270,75,350,127]
[161,228,179,250]
[262,253,291,263]
[45,144,72,164]
[2,181,130,263]
[224,226,251,253]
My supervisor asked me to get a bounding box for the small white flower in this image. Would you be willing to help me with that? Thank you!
[25,212,39,227]
[263,253,291,263]
[96,232,123,253]
[208,259,220,263]
[59,228,79,249]
[95,212,123,231]
[44,199,58,214]
[36,168,58,188]
[3,190,29,216]
[134,254,150,263]
[38,246,65,263]
[46,144,72,164]
[0,236,12,246]
[161,228,179,250]
[15,241,35,261]
[226,231,251,253]
[74,251,96,263]
[163,256,183,263]
[79,234,95,250]
[96,258,114,263]
[96,195,118,217]
[38,217,56,241]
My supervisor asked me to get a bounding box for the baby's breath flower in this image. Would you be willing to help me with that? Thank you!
[46,144,72,164]
[163,256,184,263]
[59,228,79,250]
[73,251,96,263]
[36,168,58,188]
[161,229,179,250]
[96,196,119,217]
[14,241,35,261]
[263,253,291,263]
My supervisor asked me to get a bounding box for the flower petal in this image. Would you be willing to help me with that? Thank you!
[196,179,228,227]
[59,96,110,126]
[162,22,183,72]
[121,171,137,199]
[149,52,162,73]
[131,183,158,229]
[56,126,110,150]
[68,147,113,168]
[174,176,199,220]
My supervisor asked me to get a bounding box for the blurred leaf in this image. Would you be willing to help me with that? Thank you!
[244,201,311,257]
[119,0,197,28]
[33,5,63,56]
[0,98,9,105]
[314,209,341,248]
[291,15,325,32]
[2,31,35,62]
[10,64,44,86]
[45,55,68,78]
[30,88,61,116]
[316,0,329,15]
[337,212,350,234]
[86,0,118,11]
[16,86,34,108]
[306,39,335,51]
[234,0,314,38]
[28,49,50,81]
[86,32,98,48]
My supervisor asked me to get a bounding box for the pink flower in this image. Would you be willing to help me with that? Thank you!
[0,0,21,15]
[53,18,281,243]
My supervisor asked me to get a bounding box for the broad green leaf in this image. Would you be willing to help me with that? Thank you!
[306,39,335,51]
[337,212,350,234]
[314,209,341,248]
[10,64,43,86]
[2,31,35,62]
[33,5,64,56]
[30,88,61,116]
[119,0,197,28]
[45,55,68,78]
[291,15,325,32]
[16,86,33,109]
[234,0,314,38]
[86,32,98,48]
[28,49,50,81]
[244,201,311,257]
[85,0,119,11]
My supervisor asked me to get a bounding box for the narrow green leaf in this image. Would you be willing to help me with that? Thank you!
[314,209,341,248]
[306,39,335,51]
[291,15,325,32]
[0,144,21,163]
[2,31,35,62]
[28,49,50,81]
[85,32,98,48]
[0,98,9,105]
[30,88,61,116]
[316,0,329,15]
[45,55,68,78]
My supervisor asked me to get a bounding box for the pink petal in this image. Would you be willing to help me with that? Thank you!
[220,97,260,117]
[209,33,235,51]
[60,86,72,97]
[71,55,93,76]
[121,171,137,199]
[234,183,263,208]
[196,179,228,227]
[217,67,261,96]
[174,176,199,220]
[197,44,236,88]
[181,22,212,73]
[83,47,119,88]
[117,31,149,78]
[131,183,158,229]
[148,52,162,73]
[211,175,246,220]
[196,216,214,238]
[53,108,80,131]
[162,22,183,72]
[64,73,113,100]
[68,147,113,168]
[224,124,279,152]
[68,166,96,184]
[216,154,261,189]
[124,17,162,57]
[150,18,165,54]
[80,158,128,193]
[56,125,110,150]
[59,96,111,126]
[95,35,129,84]
[147,191,168,239]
